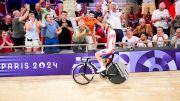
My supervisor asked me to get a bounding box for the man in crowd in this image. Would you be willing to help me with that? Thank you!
[107,2,124,42]
[152,26,169,47]
[136,32,153,48]
[72,20,91,53]
[1,15,12,33]
[171,0,180,38]
[95,2,107,46]
[39,0,57,23]
[151,2,171,36]
[57,11,73,49]
[12,4,30,52]
[171,28,180,48]
[141,0,156,17]
[41,14,61,53]
[33,3,42,21]
[95,2,103,22]
[76,10,103,50]
[122,27,139,48]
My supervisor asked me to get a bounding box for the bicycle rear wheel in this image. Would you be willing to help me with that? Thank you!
[72,63,95,85]
[106,62,128,84]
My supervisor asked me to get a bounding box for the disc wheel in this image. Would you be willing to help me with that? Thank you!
[106,63,128,84]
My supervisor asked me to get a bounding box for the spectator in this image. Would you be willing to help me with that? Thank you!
[169,0,180,20]
[141,0,156,16]
[95,2,107,45]
[57,11,73,49]
[39,0,57,48]
[95,2,103,22]
[107,2,124,42]
[39,0,57,23]
[171,15,180,39]
[133,18,153,38]
[122,27,139,48]
[20,5,28,16]
[170,0,180,38]
[41,14,61,53]
[95,2,103,31]
[170,1,176,20]
[72,20,92,53]
[25,13,41,53]
[1,15,12,34]
[175,0,180,16]
[171,28,180,48]
[75,0,82,17]
[152,27,169,47]
[33,3,42,21]
[76,10,103,35]
[151,2,171,36]
[128,7,139,29]
[12,4,30,52]
[100,0,107,17]
[95,26,107,44]
[0,31,14,53]
[76,0,89,15]
[136,32,153,48]
[56,0,63,18]
[75,10,103,50]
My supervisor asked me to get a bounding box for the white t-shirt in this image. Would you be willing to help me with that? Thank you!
[108,11,122,29]
[107,29,116,50]
[137,40,153,47]
[152,34,169,47]
[122,36,139,47]
[143,0,155,3]
[122,36,139,43]
[175,0,180,16]
[151,9,170,29]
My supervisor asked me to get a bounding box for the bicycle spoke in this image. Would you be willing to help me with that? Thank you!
[82,74,91,81]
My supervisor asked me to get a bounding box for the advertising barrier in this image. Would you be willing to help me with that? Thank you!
[0,49,179,77]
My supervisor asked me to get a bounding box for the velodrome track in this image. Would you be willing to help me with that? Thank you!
[0,71,179,101]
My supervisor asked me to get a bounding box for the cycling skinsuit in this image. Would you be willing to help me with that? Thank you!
[99,29,116,57]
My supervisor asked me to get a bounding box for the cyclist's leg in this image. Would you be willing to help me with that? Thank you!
[95,49,113,73]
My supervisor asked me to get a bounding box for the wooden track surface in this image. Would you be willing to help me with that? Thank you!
[0,71,180,101]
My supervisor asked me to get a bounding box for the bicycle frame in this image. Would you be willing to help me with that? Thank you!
[80,54,115,72]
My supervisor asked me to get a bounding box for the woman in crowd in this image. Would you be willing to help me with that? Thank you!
[0,31,14,53]
[25,13,41,53]
[133,18,153,38]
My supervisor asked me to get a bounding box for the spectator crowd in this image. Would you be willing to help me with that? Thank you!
[0,0,180,54]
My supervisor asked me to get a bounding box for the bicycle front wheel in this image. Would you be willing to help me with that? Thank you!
[72,63,95,85]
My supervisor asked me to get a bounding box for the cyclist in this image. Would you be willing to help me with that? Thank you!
[95,20,116,73]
